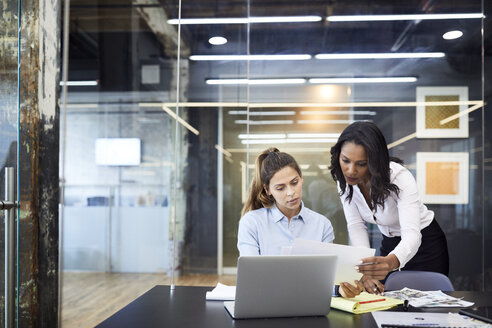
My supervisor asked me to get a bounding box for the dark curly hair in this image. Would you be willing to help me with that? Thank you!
[329,122,402,210]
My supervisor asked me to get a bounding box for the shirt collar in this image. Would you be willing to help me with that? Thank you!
[270,201,307,223]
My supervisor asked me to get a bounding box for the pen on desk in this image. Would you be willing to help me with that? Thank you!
[358,298,385,304]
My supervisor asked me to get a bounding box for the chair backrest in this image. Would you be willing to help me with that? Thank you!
[385,271,454,291]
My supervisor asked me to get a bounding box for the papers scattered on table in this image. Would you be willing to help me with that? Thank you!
[205,283,236,301]
[331,292,403,314]
[290,238,375,284]
[383,288,475,308]
[372,311,491,328]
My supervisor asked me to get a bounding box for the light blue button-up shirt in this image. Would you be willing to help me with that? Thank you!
[237,202,335,256]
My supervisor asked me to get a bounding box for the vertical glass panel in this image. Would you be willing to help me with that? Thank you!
[174,1,249,276]
[61,1,178,326]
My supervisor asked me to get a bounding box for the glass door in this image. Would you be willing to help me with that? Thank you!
[0,0,21,326]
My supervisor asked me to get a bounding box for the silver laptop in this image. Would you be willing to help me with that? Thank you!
[224,255,337,319]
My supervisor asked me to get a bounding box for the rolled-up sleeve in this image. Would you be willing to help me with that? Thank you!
[390,169,422,269]
[237,213,261,256]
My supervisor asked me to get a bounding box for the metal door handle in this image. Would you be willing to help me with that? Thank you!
[3,167,16,328]
[0,200,17,210]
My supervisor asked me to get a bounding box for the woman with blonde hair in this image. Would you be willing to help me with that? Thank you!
[238,147,362,298]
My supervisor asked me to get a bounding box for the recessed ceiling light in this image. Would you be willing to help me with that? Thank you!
[327,13,483,22]
[168,16,322,25]
[209,36,227,45]
[442,30,463,40]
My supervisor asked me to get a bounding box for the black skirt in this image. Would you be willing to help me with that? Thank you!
[380,218,449,276]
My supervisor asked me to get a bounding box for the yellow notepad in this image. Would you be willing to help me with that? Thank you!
[330,292,403,314]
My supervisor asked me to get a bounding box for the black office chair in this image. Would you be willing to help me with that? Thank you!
[385,271,454,291]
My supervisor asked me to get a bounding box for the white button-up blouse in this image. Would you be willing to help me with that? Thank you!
[339,161,434,268]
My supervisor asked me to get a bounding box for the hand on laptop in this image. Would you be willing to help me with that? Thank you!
[339,280,364,298]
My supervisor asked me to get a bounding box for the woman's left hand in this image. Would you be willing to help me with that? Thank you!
[360,276,385,295]
[355,254,400,280]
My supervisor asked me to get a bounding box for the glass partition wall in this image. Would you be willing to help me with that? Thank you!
[59,0,488,326]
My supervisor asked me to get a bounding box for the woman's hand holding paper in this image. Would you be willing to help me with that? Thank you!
[356,254,400,280]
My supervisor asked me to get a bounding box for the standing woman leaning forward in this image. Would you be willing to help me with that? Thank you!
[238,147,363,298]
[330,122,449,294]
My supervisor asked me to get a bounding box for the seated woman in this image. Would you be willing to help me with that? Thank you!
[237,147,363,298]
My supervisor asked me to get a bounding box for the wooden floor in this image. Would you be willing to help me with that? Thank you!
[62,272,236,328]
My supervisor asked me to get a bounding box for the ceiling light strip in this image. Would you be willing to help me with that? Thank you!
[241,138,338,145]
[168,16,322,25]
[207,78,306,85]
[228,148,332,153]
[300,110,376,115]
[327,13,484,22]
[309,77,417,83]
[162,105,200,135]
[315,52,445,59]
[387,132,417,149]
[59,80,98,86]
[191,55,311,61]
[238,134,286,139]
[215,144,232,158]
[234,120,294,125]
[297,120,357,124]
[241,139,288,145]
[138,100,483,108]
[287,133,340,138]
[238,133,341,139]
[229,110,296,116]
[286,138,338,143]
[439,102,484,125]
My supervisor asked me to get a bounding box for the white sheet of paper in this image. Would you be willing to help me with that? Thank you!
[290,239,375,284]
[205,283,236,301]
[372,311,486,328]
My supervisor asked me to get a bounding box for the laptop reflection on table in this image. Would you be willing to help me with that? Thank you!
[224,255,337,319]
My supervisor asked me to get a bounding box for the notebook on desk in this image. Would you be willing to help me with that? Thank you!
[224,255,337,319]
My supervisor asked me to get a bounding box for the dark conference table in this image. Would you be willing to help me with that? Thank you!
[96,285,492,328]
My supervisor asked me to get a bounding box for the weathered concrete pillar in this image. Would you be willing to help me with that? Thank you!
[18,0,60,326]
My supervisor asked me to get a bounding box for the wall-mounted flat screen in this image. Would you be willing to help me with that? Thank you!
[95,138,141,166]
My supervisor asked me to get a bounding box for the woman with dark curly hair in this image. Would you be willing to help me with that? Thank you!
[330,122,449,294]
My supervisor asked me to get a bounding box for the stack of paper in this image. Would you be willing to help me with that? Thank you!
[383,288,475,307]
[205,283,236,301]
[331,292,403,314]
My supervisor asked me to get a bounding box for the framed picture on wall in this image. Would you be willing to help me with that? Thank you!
[416,86,469,138]
[416,152,469,204]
